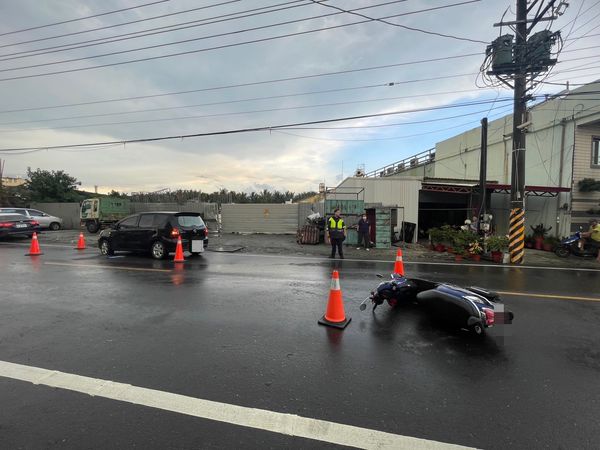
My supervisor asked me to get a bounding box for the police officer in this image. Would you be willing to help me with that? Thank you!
[327,208,346,259]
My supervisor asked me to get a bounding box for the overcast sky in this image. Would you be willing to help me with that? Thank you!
[0,0,598,194]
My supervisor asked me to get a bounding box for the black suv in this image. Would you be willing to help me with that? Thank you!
[98,212,208,259]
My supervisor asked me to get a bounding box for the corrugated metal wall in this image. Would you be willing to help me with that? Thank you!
[131,202,218,220]
[298,202,324,227]
[29,201,218,229]
[30,202,81,229]
[334,177,421,242]
[222,204,299,234]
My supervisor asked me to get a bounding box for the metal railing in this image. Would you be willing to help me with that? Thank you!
[365,148,435,178]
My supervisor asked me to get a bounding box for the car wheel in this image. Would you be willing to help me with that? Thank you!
[469,322,485,337]
[99,239,114,256]
[151,241,167,260]
[554,246,570,258]
[86,221,99,233]
[49,222,61,231]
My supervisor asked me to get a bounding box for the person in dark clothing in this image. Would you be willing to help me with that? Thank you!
[357,213,371,251]
[327,208,346,259]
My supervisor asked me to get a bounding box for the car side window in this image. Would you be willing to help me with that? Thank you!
[119,216,139,229]
[138,214,155,227]
[27,209,44,217]
[153,214,169,227]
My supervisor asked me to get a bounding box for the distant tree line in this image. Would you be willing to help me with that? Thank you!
[1,167,317,206]
[109,188,318,204]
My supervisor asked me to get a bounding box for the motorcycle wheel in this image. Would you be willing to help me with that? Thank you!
[554,246,570,258]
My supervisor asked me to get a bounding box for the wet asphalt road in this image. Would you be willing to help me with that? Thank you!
[0,240,599,450]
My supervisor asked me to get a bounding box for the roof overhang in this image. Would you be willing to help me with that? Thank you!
[421,180,570,197]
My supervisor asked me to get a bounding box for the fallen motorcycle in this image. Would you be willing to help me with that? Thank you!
[360,274,514,336]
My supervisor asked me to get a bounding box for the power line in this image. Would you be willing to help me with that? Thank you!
[0,98,520,153]
[309,0,487,44]
[0,0,242,49]
[0,84,491,128]
[274,104,515,141]
[565,32,600,41]
[0,0,451,74]
[283,104,510,130]
[0,2,485,82]
[2,91,513,134]
[0,0,170,37]
[0,0,313,61]
[0,52,482,114]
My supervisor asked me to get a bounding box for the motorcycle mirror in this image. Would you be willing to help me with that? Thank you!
[375,273,383,278]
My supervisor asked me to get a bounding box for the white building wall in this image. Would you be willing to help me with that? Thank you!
[432,80,600,236]
[336,177,422,241]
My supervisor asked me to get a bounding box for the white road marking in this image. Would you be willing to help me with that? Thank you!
[2,241,599,272]
[228,252,600,272]
[0,360,475,450]
[497,291,600,303]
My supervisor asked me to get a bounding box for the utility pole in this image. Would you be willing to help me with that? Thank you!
[0,159,4,205]
[478,118,488,234]
[483,0,566,264]
[508,0,528,265]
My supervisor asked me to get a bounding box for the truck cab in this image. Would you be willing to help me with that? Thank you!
[80,197,130,233]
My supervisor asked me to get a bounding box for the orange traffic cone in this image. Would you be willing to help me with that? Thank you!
[393,249,405,276]
[318,270,351,329]
[173,235,185,262]
[75,232,86,250]
[25,232,43,256]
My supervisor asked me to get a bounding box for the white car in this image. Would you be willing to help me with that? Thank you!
[0,207,63,230]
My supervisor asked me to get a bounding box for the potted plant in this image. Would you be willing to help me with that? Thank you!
[427,227,444,251]
[468,239,483,261]
[543,236,559,252]
[452,229,474,262]
[524,234,534,249]
[440,225,457,253]
[530,223,552,250]
[487,235,508,263]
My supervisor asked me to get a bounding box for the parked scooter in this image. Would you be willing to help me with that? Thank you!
[555,231,599,258]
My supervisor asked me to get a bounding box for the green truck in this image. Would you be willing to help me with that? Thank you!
[80,197,131,233]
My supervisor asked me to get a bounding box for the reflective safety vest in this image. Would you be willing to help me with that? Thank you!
[591,224,600,242]
[328,217,345,235]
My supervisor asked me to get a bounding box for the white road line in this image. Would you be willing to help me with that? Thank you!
[0,360,475,450]
[227,252,600,272]
[2,242,599,272]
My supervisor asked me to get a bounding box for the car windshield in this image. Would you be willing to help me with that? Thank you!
[177,215,204,228]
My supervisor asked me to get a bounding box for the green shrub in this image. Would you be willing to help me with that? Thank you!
[578,178,600,192]
[487,235,509,252]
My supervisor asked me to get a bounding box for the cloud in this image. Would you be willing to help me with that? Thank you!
[1,0,598,193]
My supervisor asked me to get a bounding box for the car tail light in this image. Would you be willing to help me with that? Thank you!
[170,228,180,237]
[30,221,39,226]
[204,227,208,237]
[0,222,12,228]
[482,307,495,326]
